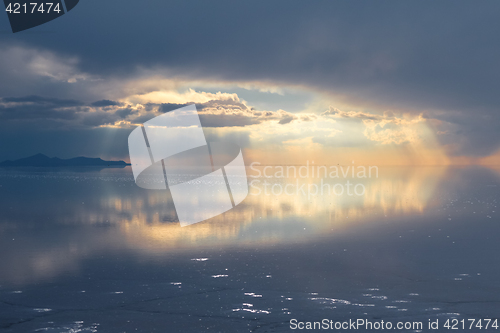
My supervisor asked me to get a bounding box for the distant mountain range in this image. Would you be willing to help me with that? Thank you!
[0,154,130,167]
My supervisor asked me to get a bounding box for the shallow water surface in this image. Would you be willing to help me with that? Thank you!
[0,166,499,332]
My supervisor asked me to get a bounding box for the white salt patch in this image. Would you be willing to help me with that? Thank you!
[309,297,350,305]
[33,308,52,312]
[232,308,270,314]
[372,295,388,300]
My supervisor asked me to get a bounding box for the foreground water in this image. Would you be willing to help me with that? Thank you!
[0,166,499,332]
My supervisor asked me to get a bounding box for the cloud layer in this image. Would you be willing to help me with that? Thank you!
[1,1,500,161]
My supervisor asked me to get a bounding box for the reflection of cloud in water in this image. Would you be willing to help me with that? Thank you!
[0,166,446,284]
[115,166,446,252]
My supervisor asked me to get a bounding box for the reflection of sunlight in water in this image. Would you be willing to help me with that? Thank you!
[0,166,449,285]
[105,166,446,251]
[0,166,447,285]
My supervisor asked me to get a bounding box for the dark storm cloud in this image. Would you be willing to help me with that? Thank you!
[1,1,500,156]
[3,95,83,107]
[5,1,499,109]
[0,95,133,128]
[115,108,136,119]
[158,103,192,113]
[0,96,84,121]
[91,100,122,107]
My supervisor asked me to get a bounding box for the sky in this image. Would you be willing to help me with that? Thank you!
[1,0,500,165]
